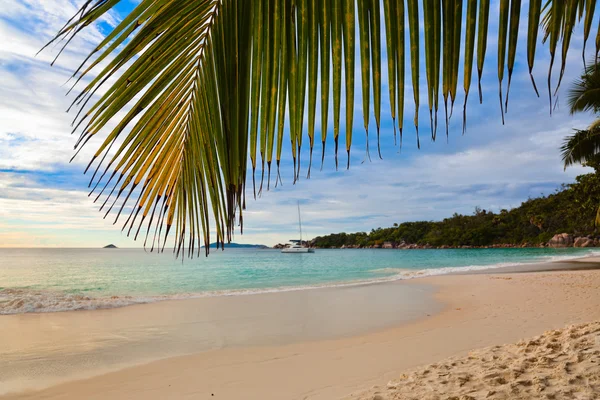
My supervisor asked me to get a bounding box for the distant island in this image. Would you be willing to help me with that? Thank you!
[103,244,118,249]
[203,242,268,249]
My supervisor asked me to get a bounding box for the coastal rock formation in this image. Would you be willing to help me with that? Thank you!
[574,237,594,248]
[382,242,394,249]
[548,233,574,248]
[347,321,600,400]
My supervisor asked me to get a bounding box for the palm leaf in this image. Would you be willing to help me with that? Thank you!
[369,0,383,157]
[342,0,356,169]
[432,0,442,137]
[476,0,491,103]
[423,0,436,137]
[527,0,542,96]
[358,0,371,159]
[462,0,477,134]
[581,0,596,64]
[332,0,343,169]
[497,0,509,124]
[383,0,397,144]
[449,0,463,119]
[47,0,600,256]
[319,0,331,169]
[561,125,600,169]
[568,63,600,114]
[407,0,421,147]
[396,0,407,146]
[505,0,522,112]
[307,0,318,178]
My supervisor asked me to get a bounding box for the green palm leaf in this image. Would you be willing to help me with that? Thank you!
[561,125,600,169]
[462,0,477,133]
[47,0,600,256]
[568,63,600,114]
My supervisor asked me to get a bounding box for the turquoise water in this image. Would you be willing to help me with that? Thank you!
[0,247,596,313]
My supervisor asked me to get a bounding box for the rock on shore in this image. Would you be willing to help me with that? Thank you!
[548,233,574,248]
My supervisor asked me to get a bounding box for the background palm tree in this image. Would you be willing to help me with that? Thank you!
[561,62,600,226]
[561,63,600,170]
[47,0,600,256]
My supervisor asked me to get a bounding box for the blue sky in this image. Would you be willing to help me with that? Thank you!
[0,0,596,247]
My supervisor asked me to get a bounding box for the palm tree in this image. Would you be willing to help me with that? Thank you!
[561,62,600,226]
[561,63,600,170]
[46,0,599,256]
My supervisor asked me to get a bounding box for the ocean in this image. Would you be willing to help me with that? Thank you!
[0,247,596,314]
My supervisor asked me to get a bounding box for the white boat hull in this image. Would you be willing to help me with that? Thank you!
[281,247,315,253]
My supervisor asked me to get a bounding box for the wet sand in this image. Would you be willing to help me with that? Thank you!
[2,259,600,399]
[0,280,438,395]
[465,256,600,274]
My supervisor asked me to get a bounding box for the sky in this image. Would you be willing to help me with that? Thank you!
[0,0,596,248]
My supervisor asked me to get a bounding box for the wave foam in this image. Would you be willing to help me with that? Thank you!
[384,250,600,280]
[0,288,150,315]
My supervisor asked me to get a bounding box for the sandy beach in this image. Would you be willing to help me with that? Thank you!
[2,259,600,399]
[4,0,600,397]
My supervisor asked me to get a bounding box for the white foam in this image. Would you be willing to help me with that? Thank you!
[2,250,597,315]
[0,288,150,315]
[382,250,600,280]
[0,280,406,315]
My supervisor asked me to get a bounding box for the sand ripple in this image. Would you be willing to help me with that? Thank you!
[347,321,600,399]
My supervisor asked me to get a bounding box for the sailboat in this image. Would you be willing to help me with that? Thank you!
[281,202,315,253]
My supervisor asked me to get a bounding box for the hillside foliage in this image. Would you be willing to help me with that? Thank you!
[312,171,600,248]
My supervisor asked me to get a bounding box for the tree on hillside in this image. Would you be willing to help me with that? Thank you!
[48,0,599,256]
[312,171,600,248]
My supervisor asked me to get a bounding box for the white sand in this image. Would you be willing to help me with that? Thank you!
[347,321,600,399]
[2,268,600,400]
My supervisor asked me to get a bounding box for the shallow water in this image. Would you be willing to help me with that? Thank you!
[0,247,596,314]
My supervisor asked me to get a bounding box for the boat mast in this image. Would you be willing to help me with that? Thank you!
[298,201,302,245]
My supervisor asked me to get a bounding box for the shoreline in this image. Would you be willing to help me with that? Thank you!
[0,277,440,396]
[2,250,598,316]
[1,257,600,399]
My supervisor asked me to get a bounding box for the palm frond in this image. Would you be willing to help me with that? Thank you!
[561,124,600,169]
[47,0,600,256]
[568,62,600,114]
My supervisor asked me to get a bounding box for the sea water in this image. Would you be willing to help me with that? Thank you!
[0,247,596,314]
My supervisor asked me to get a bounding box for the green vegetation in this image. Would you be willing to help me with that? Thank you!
[312,170,600,248]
